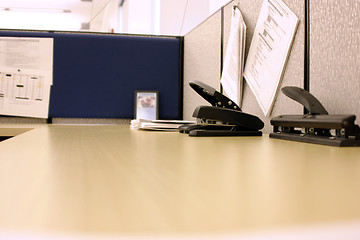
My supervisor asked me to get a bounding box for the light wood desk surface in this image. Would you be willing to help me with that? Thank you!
[1,124,360,238]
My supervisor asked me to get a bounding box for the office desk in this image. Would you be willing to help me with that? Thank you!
[1,124,360,239]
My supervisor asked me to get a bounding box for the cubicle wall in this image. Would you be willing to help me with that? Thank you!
[184,0,360,132]
[183,11,222,121]
[0,30,183,121]
[309,1,360,124]
[1,1,359,128]
[183,0,305,133]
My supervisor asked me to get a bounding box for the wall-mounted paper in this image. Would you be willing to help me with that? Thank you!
[243,0,299,116]
[0,37,53,118]
[221,6,246,107]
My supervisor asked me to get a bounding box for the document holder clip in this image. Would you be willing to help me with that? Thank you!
[179,81,264,137]
[270,86,360,147]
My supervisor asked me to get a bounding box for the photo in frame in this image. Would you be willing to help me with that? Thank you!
[134,91,159,120]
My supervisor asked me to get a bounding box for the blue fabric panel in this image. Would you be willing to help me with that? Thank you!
[0,31,181,119]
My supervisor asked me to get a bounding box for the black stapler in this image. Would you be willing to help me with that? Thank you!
[179,81,264,137]
[270,86,360,147]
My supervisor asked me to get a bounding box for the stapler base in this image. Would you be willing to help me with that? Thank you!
[189,129,262,137]
[179,124,233,134]
[270,132,360,147]
[179,123,263,137]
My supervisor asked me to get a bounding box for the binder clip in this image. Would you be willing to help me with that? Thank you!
[270,86,360,147]
[179,81,264,137]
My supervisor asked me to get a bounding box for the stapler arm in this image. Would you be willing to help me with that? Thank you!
[270,86,360,147]
[180,81,264,137]
[193,106,263,131]
[189,106,264,136]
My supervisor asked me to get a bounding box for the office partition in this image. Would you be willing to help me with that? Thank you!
[0,30,183,120]
[309,1,360,124]
[2,1,359,128]
[183,0,305,133]
[183,11,222,121]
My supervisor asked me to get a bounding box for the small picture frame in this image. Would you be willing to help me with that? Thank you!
[134,90,159,120]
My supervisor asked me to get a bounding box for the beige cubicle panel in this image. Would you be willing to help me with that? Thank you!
[183,0,305,133]
[224,0,305,133]
[183,11,222,121]
[309,0,360,125]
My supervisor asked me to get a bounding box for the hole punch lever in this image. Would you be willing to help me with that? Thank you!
[189,80,241,111]
[281,86,328,115]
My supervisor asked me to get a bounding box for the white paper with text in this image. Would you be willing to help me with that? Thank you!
[243,0,299,116]
[221,6,246,107]
[0,37,53,118]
